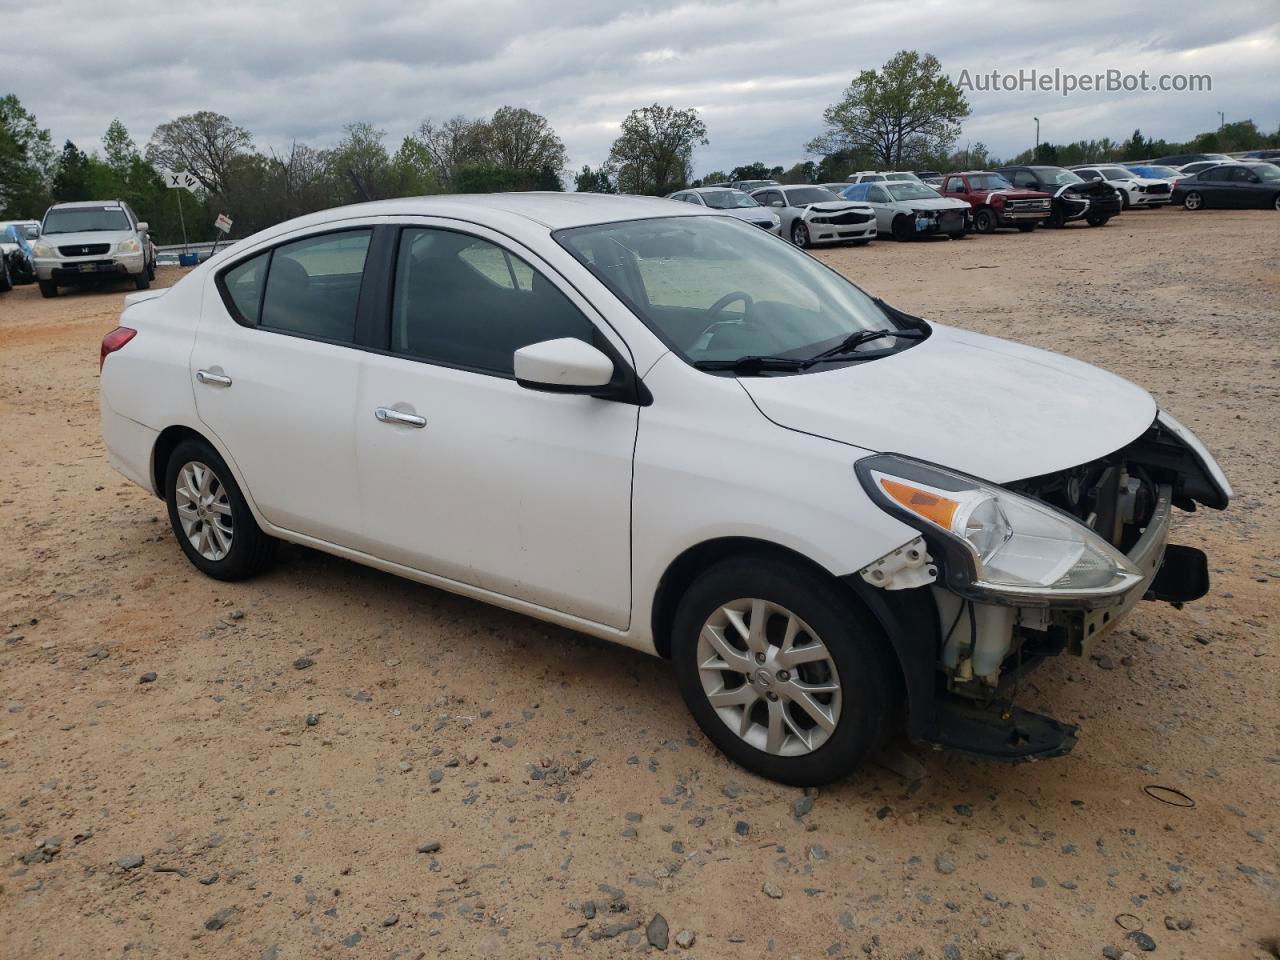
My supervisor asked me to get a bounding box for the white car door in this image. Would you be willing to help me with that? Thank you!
[192,227,373,545]
[353,222,638,629]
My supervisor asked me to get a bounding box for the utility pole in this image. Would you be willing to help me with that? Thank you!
[1034,117,1040,153]
[1217,111,1224,129]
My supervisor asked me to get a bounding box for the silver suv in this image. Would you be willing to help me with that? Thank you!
[31,200,156,298]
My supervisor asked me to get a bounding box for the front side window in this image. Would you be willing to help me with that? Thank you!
[1038,168,1085,186]
[943,177,965,192]
[1076,169,1101,181]
[391,228,593,376]
[259,230,371,342]
[867,186,891,203]
[784,187,840,206]
[556,217,903,368]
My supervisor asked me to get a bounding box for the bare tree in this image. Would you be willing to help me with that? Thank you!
[145,111,253,195]
[409,115,486,187]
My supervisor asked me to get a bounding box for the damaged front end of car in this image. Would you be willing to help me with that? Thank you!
[851,411,1230,762]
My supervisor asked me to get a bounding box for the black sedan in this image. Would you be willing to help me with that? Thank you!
[1172,163,1280,211]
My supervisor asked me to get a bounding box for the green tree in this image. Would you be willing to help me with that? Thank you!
[606,104,707,195]
[51,140,92,200]
[103,118,140,173]
[807,50,970,168]
[484,106,566,177]
[0,94,54,217]
[778,160,816,184]
[574,164,616,193]
[146,110,253,195]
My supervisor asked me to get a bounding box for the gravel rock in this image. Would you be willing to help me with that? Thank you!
[115,854,145,870]
[204,905,239,931]
[762,880,784,899]
[646,913,669,950]
[292,657,314,670]
[416,841,441,854]
[674,929,696,948]
[138,672,157,684]
[590,920,640,941]
[935,854,956,875]
[1127,931,1157,952]
[735,820,750,836]
[305,713,318,726]
[722,783,741,798]
[382,913,399,927]
[793,794,816,818]
[1030,875,1046,888]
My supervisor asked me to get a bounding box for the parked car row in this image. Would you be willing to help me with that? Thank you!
[680,156,1278,254]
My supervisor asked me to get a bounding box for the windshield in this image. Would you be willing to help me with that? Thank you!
[700,190,760,210]
[967,174,1013,190]
[886,183,942,201]
[1133,165,1179,178]
[555,217,905,369]
[1038,168,1085,186]
[42,206,132,234]
[1100,168,1132,179]
[784,187,840,206]
[884,173,921,182]
[1251,163,1280,180]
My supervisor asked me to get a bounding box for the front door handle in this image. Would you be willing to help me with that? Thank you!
[374,407,426,428]
[196,369,232,387]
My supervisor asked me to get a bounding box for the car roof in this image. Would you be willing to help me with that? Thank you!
[48,200,127,209]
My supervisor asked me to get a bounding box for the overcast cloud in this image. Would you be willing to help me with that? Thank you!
[4,0,1277,175]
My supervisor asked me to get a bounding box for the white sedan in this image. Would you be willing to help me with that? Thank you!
[100,194,1229,785]
[839,181,971,240]
[1069,164,1172,209]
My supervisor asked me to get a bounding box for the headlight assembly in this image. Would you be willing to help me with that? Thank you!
[32,242,57,258]
[856,454,1143,606]
[117,238,142,254]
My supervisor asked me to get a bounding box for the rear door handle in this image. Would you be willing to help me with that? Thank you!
[196,369,232,387]
[374,407,426,428]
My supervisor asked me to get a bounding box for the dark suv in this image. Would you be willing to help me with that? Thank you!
[995,165,1122,228]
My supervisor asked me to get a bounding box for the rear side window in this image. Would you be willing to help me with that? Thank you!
[259,230,371,342]
[222,253,268,324]
[390,228,593,376]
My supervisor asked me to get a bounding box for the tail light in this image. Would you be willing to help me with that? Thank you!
[100,326,136,371]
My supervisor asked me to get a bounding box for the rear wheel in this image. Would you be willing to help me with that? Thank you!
[890,215,913,242]
[1118,190,1130,210]
[1273,193,1280,211]
[790,222,810,248]
[38,279,57,298]
[972,207,996,234]
[671,556,896,786]
[1183,191,1203,210]
[164,438,276,581]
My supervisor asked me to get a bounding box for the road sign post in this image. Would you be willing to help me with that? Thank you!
[159,169,201,254]
[209,214,234,257]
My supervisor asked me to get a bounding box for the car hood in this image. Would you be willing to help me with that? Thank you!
[722,208,775,223]
[976,188,1050,202]
[901,197,969,212]
[802,202,868,214]
[37,230,133,248]
[738,324,1156,482]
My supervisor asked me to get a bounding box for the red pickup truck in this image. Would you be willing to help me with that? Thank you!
[938,171,1052,233]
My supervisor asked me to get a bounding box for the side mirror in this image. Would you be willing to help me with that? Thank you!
[135,222,149,232]
[769,200,784,208]
[514,338,615,393]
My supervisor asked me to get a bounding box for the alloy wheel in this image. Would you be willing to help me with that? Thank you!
[697,598,842,756]
[174,460,234,561]
[791,223,809,248]
[1184,192,1202,210]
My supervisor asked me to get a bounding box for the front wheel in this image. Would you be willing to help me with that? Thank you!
[164,439,277,581]
[1272,193,1280,211]
[38,279,58,298]
[790,222,810,248]
[671,556,896,786]
[890,215,914,242]
[134,271,151,290]
[972,207,996,234]
[0,259,11,293]
[1183,191,1203,211]
[1086,214,1111,227]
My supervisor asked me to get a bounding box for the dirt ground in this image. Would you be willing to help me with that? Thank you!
[1,208,1277,960]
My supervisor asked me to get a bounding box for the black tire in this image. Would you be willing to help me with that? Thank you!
[1016,223,1037,232]
[134,271,151,290]
[1183,191,1203,211]
[0,259,12,292]
[147,258,157,281]
[890,215,913,242]
[671,555,897,786]
[1272,193,1280,212]
[947,229,967,240]
[164,438,277,581]
[38,279,58,298]
[851,239,872,246]
[972,207,996,234]
[1118,191,1130,210]
[1086,214,1111,227]
[1046,204,1066,228]
[790,222,810,248]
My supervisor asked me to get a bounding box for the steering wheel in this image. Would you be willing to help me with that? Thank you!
[706,291,753,320]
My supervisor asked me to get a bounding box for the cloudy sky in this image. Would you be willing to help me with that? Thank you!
[4,0,1277,175]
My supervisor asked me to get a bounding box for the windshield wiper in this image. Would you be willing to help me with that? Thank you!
[693,355,811,374]
[805,327,926,364]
